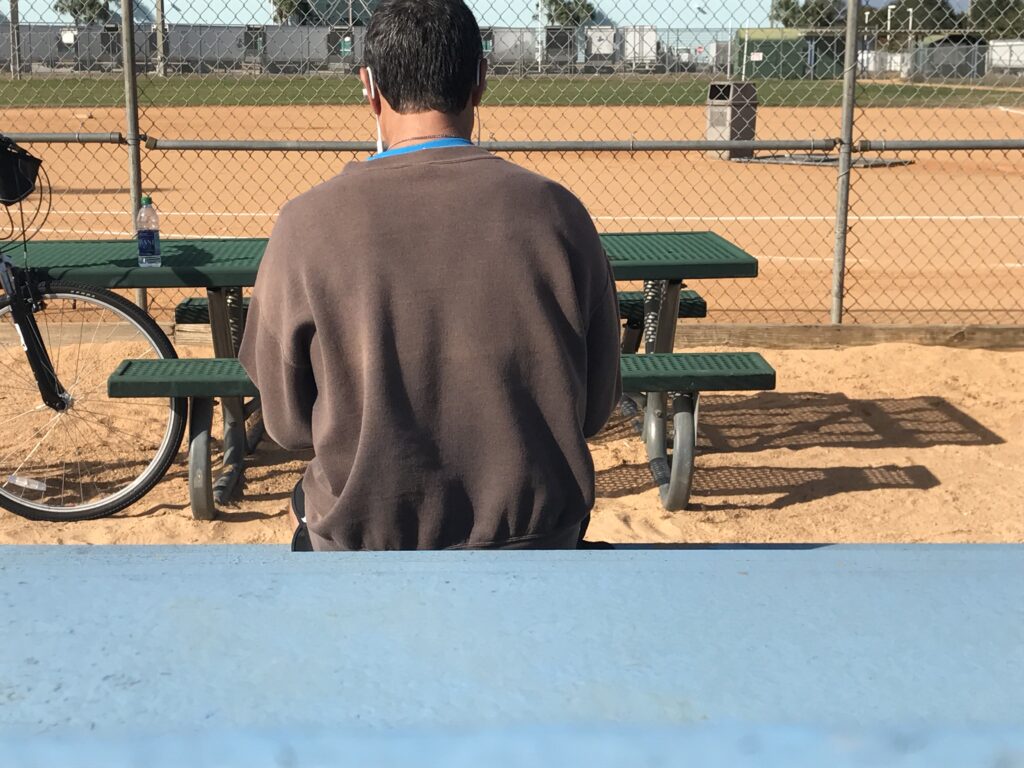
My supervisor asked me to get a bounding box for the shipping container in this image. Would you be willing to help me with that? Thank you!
[491,27,537,72]
[265,25,330,72]
[18,24,63,69]
[585,25,617,64]
[545,26,576,70]
[70,25,119,70]
[0,26,10,69]
[989,40,1024,73]
[327,26,364,70]
[167,24,247,72]
[622,25,659,70]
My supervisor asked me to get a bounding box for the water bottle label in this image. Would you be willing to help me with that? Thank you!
[138,230,160,256]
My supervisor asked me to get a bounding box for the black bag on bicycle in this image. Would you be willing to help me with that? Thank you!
[0,135,42,206]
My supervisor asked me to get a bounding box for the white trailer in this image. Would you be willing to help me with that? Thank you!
[490,27,537,72]
[585,25,617,67]
[989,40,1024,73]
[622,25,659,71]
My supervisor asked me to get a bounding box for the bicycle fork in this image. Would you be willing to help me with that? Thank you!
[1,258,71,412]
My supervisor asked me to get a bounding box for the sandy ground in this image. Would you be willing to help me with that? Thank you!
[1,342,1021,546]
[5,104,1024,325]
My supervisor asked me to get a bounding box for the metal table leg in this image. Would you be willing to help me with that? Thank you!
[188,396,216,521]
[640,280,677,446]
[202,288,248,513]
[634,280,696,510]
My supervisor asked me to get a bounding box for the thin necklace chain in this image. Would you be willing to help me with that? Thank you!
[385,133,468,150]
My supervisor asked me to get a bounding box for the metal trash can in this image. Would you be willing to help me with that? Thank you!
[706,82,758,160]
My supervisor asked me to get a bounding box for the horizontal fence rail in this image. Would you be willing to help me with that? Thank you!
[6,133,126,145]
[857,140,1024,152]
[144,138,842,153]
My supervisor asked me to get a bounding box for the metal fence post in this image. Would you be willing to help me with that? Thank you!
[831,0,861,325]
[120,0,147,311]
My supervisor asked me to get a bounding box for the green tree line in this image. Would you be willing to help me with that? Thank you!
[769,0,1024,37]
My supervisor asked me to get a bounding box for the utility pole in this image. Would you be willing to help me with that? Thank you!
[155,0,166,76]
[10,0,21,79]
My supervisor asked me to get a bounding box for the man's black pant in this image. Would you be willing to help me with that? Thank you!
[289,481,589,552]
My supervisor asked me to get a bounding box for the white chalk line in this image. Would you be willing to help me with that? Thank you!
[36,227,134,236]
[49,210,1024,224]
[997,106,1024,117]
[594,214,1024,223]
[50,210,275,218]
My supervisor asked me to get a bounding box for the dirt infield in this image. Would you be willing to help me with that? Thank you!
[6,103,1024,324]
[1,342,1021,545]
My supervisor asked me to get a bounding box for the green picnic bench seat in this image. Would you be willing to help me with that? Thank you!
[620,352,776,511]
[618,289,707,324]
[109,351,774,518]
[108,358,260,521]
[618,288,707,355]
[175,296,251,325]
[109,358,258,398]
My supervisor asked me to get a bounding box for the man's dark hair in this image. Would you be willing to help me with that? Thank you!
[365,0,483,115]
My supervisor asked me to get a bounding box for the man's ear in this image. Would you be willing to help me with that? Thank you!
[359,67,382,114]
[472,59,488,107]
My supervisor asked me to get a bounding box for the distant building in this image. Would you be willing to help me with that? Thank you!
[910,33,987,80]
[734,28,845,80]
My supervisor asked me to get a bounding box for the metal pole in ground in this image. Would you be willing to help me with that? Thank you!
[10,0,21,79]
[831,0,861,324]
[120,0,147,312]
[155,0,166,77]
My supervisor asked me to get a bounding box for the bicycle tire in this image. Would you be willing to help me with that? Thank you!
[0,281,187,521]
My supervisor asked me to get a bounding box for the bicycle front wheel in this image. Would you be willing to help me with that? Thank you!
[0,281,186,521]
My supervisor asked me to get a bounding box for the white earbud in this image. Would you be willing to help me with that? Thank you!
[367,67,378,99]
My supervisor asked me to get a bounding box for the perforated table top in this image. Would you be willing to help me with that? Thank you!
[13,238,266,289]
[601,232,759,280]
[14,232,758,289]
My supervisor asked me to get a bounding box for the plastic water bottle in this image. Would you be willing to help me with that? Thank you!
[137,195,161,268]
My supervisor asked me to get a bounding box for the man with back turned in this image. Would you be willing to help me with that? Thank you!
[240,0,621,550]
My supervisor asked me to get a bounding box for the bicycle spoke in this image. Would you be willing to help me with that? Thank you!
[0,412,61,468]
[62,414,97,503]
[67,409,160,445]
[0,290,182,517]
[3,413,64,489]
[68,403,169,428]
[0,404,49,430]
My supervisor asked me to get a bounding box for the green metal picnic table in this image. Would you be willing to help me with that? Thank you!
[18,233,759,510]
[19,233,757,286]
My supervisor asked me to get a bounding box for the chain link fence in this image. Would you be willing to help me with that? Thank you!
[3,0,1023,326]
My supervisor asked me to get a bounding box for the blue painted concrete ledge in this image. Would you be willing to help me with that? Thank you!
[0,544,1022,765]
